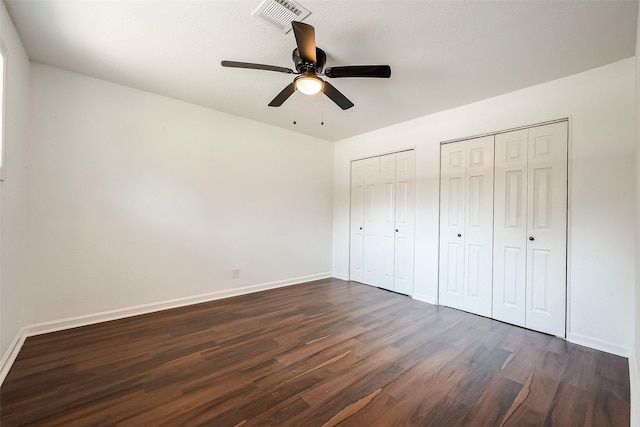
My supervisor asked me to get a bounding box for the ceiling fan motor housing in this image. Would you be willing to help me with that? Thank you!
[292,47,326,74]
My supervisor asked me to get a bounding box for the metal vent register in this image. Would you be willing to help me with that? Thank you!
[252,0,311,33]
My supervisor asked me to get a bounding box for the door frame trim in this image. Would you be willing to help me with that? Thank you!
[440,117,569,146]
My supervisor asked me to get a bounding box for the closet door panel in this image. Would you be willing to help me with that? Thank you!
[439,144,466,310]
[394,150,415,295]
[493,129,528,327]
[526,122,567,337]
[362,157,380,286]
[463,136,494,317]
[378,154,396,290]
[349,160,366,283]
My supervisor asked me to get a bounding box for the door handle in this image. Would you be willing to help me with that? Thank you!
[529,236,534,241]
[359,227,363,230]
[396,229,399,232]
[457,233,462,237]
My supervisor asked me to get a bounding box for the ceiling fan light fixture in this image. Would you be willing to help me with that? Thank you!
[295,74,323,95]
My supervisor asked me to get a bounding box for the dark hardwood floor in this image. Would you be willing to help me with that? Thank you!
[0,278,630,426]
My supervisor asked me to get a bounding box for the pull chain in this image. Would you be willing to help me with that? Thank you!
[292,95,297,125]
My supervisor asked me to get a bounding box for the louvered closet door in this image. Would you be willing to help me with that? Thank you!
[349,159,366,283]
[526,122,567,337]
[439,136,494,316]
[493,129,528,327]
[362,157,380,286]
[377,154,396,291]
[394,150,416,295]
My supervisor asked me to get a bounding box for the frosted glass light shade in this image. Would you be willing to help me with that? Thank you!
[295,76,323,95]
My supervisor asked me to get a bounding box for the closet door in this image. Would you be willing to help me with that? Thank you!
[493,122,568,336]
[362,157,380,286]
[526,122,567,337]
[439,143,466,310]
[349,150,416,294]
[493,129,528,327]
[349,159,366,283]
[394,150,416,295]
[462,136,494,317]
[439,136,494,316]
[377,154,397,291]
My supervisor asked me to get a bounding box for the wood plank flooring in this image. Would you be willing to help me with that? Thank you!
[0,278,630,426]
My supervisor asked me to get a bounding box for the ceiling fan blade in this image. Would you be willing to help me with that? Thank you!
[292,21,317,64]
[324,65,391,78]
[268,83,296,107]
[221,60,294,74]
[322,81,354,110]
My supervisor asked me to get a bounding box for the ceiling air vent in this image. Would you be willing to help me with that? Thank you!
[252,0,311,33]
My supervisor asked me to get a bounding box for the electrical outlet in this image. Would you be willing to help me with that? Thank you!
[232,268,240,279]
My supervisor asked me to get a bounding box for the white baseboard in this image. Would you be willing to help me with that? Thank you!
[0,328,27,386]
[24,272,331,337]
[630,350,639,427]
[0,272,330,387]
[567,332,631,357]
[412,293,436,305]
[332,272,349,281]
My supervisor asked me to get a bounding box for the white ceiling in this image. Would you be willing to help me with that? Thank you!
[5,0,638,141]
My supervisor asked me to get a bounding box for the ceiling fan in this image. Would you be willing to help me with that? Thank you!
[221,21,391,110]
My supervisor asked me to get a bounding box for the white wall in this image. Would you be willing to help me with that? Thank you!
[333,58,636,356]
[0,2,29,365]
[25,63,333,325]
[633,3,640,423]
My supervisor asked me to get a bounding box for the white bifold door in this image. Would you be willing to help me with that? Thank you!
[439,136,495,317]
[439,120,568,337]
[493,121,567,337]
[349,150,415,295]
[349,159,366,284]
